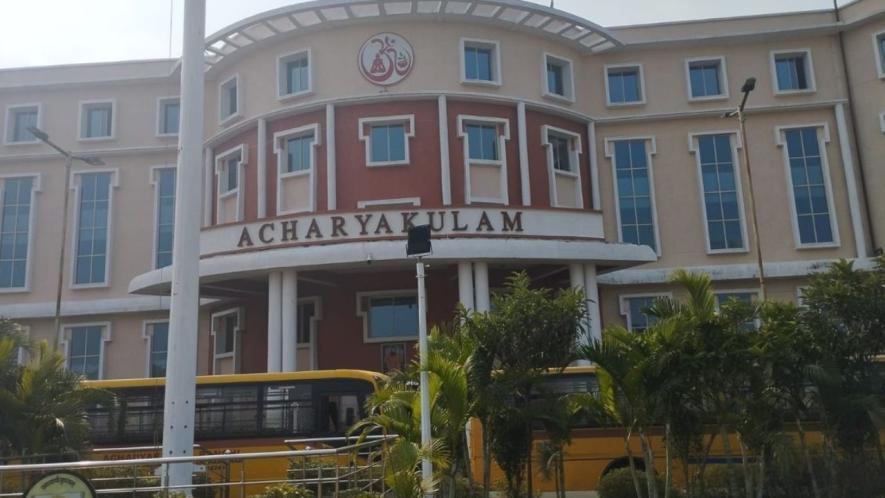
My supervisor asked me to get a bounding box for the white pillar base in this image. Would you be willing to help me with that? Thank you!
[281,269,298,372]
[474,262,490,312]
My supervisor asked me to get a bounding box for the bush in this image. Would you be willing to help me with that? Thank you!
[598,467,682,498]
[249,483,314,498]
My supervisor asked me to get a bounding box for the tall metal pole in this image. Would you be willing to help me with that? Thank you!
[162,0,205,490]
[52,154,73,342]
[737,109,767,300]
[416,260,433,495]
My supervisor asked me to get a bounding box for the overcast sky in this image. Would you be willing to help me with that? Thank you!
[0,0,844,69]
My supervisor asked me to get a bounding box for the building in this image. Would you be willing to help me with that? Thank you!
[0,0,882,380]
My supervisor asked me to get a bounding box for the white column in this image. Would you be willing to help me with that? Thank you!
[202,146,212,227]
[162,0,205,488]
[583,264,602,345]
[517,102,531,206]
[266,272,282,372]
[569,264,591,365]
[474,262,490,312]
[458,262,475,311]
[438,95,452,206]
[569,263,585,290]
[587,122,601,211]
[257,118,267,218]
[281,269,298,372]
[325,104,336,210]
[834,103,868,258]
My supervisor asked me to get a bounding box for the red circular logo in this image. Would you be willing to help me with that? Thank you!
[358,33,415,86]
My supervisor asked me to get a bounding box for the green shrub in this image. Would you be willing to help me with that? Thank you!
[249,483,314,498]
[597,467,682,498]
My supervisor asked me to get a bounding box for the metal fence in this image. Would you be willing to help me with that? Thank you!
[0,435,394,498]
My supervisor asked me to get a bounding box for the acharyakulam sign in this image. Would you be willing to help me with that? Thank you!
[358,33,414,86]
[24,471,96,498]
[201,208,604,256]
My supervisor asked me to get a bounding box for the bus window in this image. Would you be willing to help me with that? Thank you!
[262,383,314,436]
[322,394,360,434]
[121,392,162,442]
[195,384,259,439]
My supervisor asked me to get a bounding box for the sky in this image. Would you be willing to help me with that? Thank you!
[0,0,846,70]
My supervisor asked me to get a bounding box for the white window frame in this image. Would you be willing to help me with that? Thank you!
[4,103,42,145]
[795,286,809,307]
[150,165,176,270]
[273,124,320,216]
[14,324,29,365]
[156,97,180,137]
[358,115,415,167]
[218,74,241,126]
[770,49,817,96]
[684,56,729,102]
[605,63,647,107]
[0,173,41,293]
[688,131,749,255]
[297,296,322,370]
[357,289,419,344]
[542,52,575,103]
[356,197,421,209]
[215,145,247,223]
[880,112,885,134]
[60,321,110,380]
[618,293,672,332]
[78,100,116,141]
[456,115,511,205]
[873,30,885,80]
[69,168,119,289]
[774,123,840,249]
[460,38,502,87]
[713,289,762,328]
[604,136,662,256]
[142,319,169,377]
[541,125,583,209]
[277,49,313,100]
[210,307,242,374]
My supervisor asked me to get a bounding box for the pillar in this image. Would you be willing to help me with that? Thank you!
[458,262,475,311]
[583,264,602,344]
[281,269,298,372]
[474,262,490,312]
[266,272,282,372]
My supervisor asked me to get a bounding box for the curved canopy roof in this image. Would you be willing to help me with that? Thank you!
[202,0,622,72]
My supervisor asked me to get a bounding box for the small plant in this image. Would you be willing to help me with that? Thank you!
[249,483,314,498]
[597,468,682,498]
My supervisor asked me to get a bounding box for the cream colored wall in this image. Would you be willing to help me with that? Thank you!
[596,108,859,270]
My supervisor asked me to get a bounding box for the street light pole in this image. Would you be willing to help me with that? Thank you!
[27,127,104,342]
[725,78,767,300]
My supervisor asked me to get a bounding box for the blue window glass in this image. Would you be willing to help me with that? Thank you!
[466,124,499,161]
[368,296,418,340]
[698,134,744,251]
[608,67,642,104]
[549,134,572,172]
[75,172,111,285]
[464,45,493,81]
[775,54,809,91]
[85,104,112,138]
[161,100,180,135]
[614,139,656,251]
[222,155,239,192]
[784,128,833,245]
[286,134,315,172]
[547,61,565,96]
[0,177,34,288]
[11,108,38,142]
[156,168,175,269]
[689,61,722,98]
[68,326,103,380]
[369,124,406,163]
[286,55,309,95]
[878,34,885,73]
[625,296,659,332]
[222,79,237,118]
[150,322,169,377]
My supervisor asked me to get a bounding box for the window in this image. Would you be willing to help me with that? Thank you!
[80,102,114,139]
[695,134,745,252]
[147,322,168,377]
[715,291,758,330]
[687,58,726,99]
[214,312,238,356]
[74,172,112,285]
[5,105,39,144]
[466,124,499,161]
[275,125,318,215]
[219,76,239,122]
[279,51,311,98]
[876,32,885,78]
[298,301,315,345]
[544,54,574,101]
[543,126,583,209]
[772,50,814,93]
[0,177,34,289]
[606,65,644,105]
[158,98,180,136]
[222,154,239,193]
[367,295,418,341]
[462,39,499,85]
[155,168,175,269]
[620,295,662,333]
[611,139,657,252]
[67,325,104,380]
[286,133,315,173]
[359,116,414,167]
[782,127,835,245]
[550,134,572,172]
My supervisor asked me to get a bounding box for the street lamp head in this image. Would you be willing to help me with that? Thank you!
[741,77,757,94]
[26,126,49,142]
